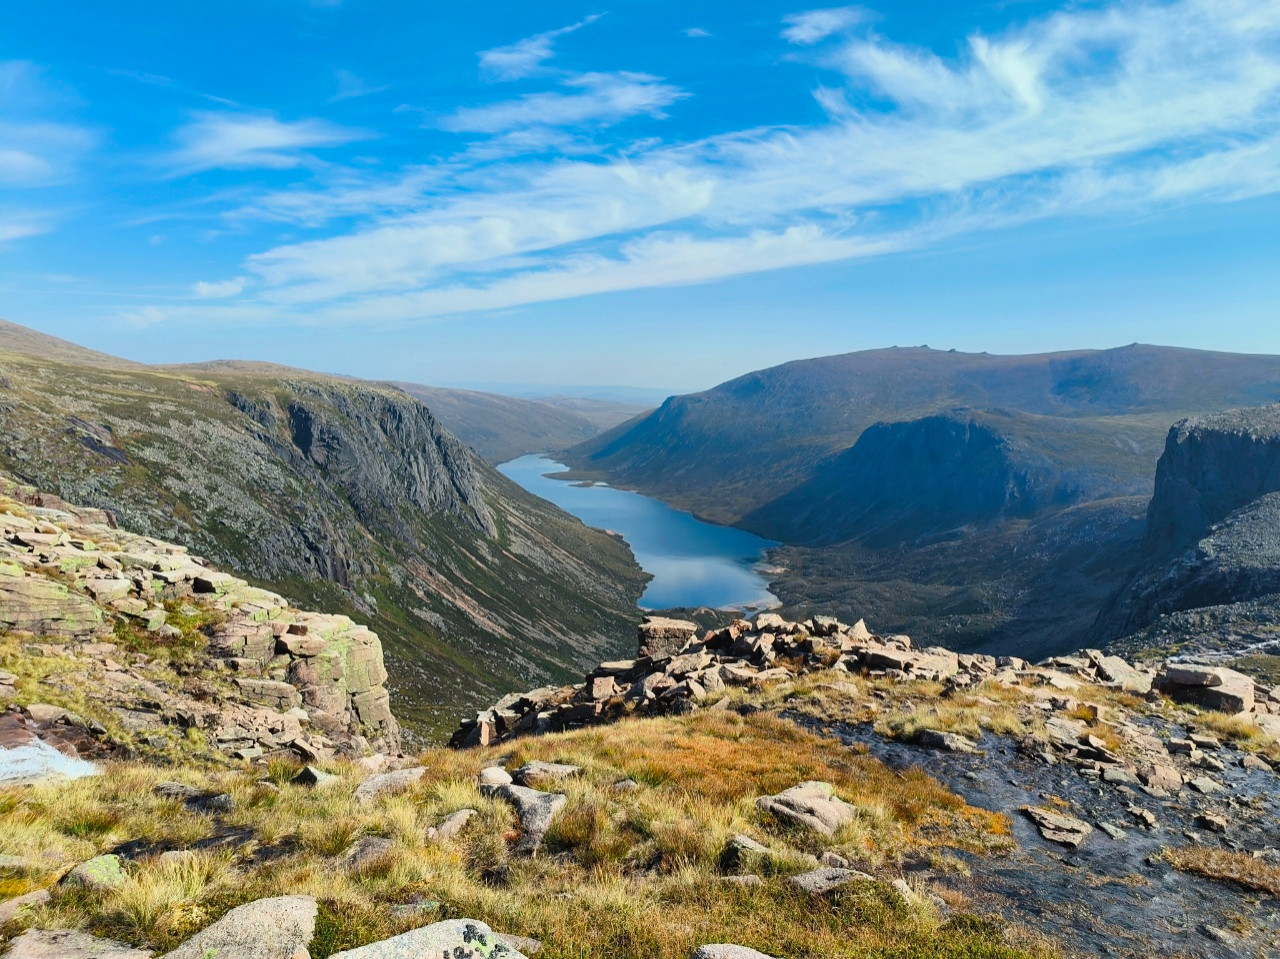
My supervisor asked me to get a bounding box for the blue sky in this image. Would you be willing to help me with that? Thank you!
[1,0,1278,392]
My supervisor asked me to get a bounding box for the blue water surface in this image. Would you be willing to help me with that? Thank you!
[500,455,779,611]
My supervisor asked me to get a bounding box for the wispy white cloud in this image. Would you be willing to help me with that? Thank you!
[782,6,867,45]
[330,69,389,102]
[0,61,95,187]
[166,112,369,173]
[442,72,686,134]
[684,28,713,39]
[192,277,246,298]
[479,15,603,81]
[139,0,1280,328]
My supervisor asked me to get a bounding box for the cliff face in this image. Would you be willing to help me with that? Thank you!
[1142,405,1280,556]
[0,346,649,735]
[0,475,399,758]
[1099,405,1280,646]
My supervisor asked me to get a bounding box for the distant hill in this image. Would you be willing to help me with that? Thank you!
[391,383,646,464]
[566,344,1280,657]
[0,321,648,734]
[569,345,1280,526]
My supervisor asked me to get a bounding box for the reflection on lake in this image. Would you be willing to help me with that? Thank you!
[500,454,778,611]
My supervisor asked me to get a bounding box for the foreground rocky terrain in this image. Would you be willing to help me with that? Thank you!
[0,320,648,731]
[455,612,1280,957]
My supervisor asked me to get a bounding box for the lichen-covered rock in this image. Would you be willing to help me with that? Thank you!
[61,854,125,891]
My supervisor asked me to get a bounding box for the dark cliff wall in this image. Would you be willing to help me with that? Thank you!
[1098,405,1280,640]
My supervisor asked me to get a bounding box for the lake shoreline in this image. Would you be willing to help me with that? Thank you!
[500,454,779,612]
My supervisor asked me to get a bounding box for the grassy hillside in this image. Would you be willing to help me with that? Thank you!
[0,339,648,736]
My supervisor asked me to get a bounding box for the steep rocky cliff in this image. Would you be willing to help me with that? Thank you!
[1099,405,1280,650]
[0,335,648,735]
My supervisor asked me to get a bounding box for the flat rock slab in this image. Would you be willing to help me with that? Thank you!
[787,866,876,895]
[1023,806,1093,848]
[353,766,425,806]
[512,761,581,787]
[756,781,856,836]
[163,895,316,959]
[4,929,152,958]
[482,783,567,855]
[693,947,778,959]
[916,729,980,754]
[329,919,529,958]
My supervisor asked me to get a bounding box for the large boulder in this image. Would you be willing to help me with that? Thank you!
[755,782,856,836]
[162,895,316,959]
[329,919,529,958]
[1155,665,1255,713]
[693,947,778,959]
[638,616,699,658]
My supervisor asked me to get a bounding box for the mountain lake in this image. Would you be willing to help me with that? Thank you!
[500,454,779,611]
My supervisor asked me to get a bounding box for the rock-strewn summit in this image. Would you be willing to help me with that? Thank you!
[0,475,399,763]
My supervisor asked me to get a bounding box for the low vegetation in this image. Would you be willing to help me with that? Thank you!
[0,707,1051,959]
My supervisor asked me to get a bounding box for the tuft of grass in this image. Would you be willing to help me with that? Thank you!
[1163,847,1280,896]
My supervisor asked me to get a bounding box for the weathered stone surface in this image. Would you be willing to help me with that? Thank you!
[916,729,980,754]
[787,867,875,895]
[756,782,855,836]
[329,919,530,958]
[513,761,581,787]
[693,947,778,959]
[1156,666,1255,713]
[0,888,50,926]
[353,766,425,805]
[1022,807,1092,848]
[292,765,340,788]
[638,616,699,658]
[432,808,477,840]
[61,853,125,891]
[3,929,152,959]
[164,895,317,959]
[478,766,513,787]
[340,835,395,870]
[482,783,567,856]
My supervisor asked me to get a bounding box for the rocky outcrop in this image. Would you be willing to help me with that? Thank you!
[0,479,400,758]
[1143,405,1280,557]
[1099,405,1280,646]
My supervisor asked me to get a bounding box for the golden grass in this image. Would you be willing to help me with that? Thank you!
[1163,847,1280,896]
[0,709,1042,959]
